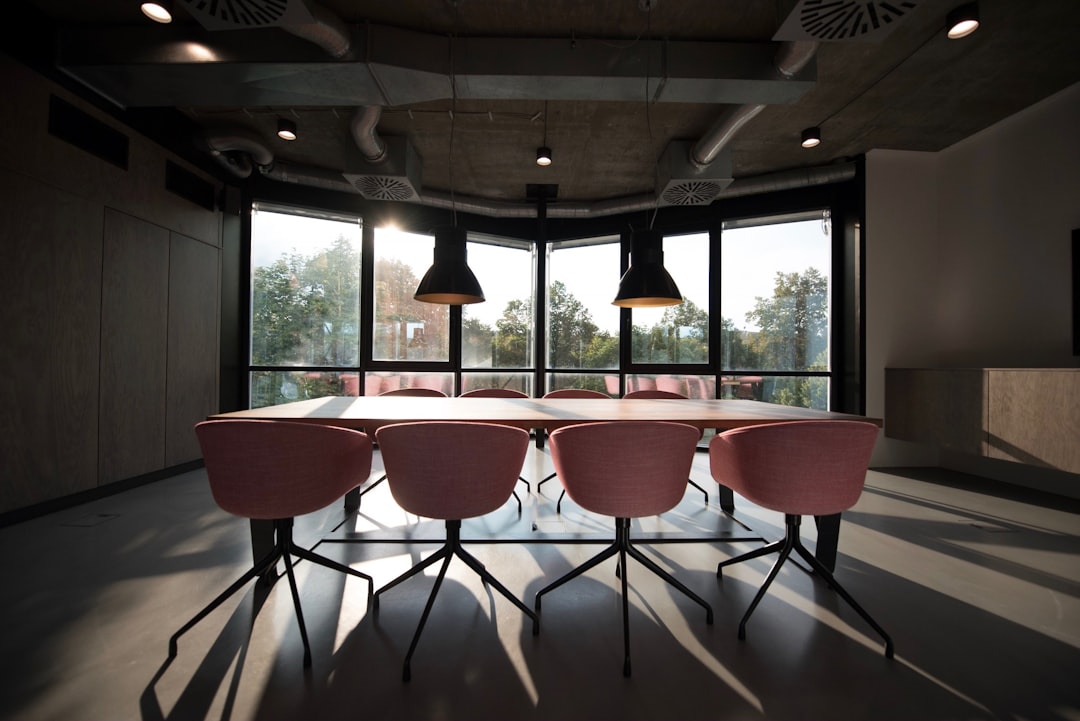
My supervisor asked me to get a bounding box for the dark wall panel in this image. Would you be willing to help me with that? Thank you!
[166,233,220,466]
[0,169,102,511]
[98,208,169,484]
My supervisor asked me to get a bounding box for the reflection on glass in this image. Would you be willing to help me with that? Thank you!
[364,372,453,396]
[546,373,612,396]
[462,239,535,369]
[624,373,716,399]
[373,227,450,361]
[720,214,831,375]
[631,232,709,364]
[250,210,361,367]
[249,370,360,409]
[459,373,533,396]
[547,239,620,370]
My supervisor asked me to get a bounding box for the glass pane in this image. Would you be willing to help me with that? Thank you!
[547,240,620,369]
[250,210,360,367]
[631,232,709,364]
[372,227,450,361]
[462,239,535,368]
[625,373,716,399]
[249,370,360,409]
[365,372,454,396]
[460,372,534,396]
[721,214,831,373]
[545,373,613,396]
[754,375,829,409]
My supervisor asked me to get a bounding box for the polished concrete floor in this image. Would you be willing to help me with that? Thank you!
[1,447,1078,721]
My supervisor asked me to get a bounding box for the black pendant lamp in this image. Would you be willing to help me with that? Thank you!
[414,226,485,305]
[612,229,682,308]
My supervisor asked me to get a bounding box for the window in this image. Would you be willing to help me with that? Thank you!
[720,211,832,408]
[546,238,620,371]
[372,227,449,362]
[462,235,535,370]
[249,207,361,408]
[631,232,710,364]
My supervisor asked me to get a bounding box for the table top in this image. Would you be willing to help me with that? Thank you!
[210,396,881,431]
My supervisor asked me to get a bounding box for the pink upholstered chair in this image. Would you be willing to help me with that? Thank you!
[623,389,709,505]
[534,421,714,677]
[353,387,447,508]
[170,420,374,668]
[460,387,531,502]
[372,421,537,681]
[535,388,610,512]
[709,420,894,657]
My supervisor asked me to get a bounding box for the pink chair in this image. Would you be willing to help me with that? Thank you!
[709,420,893,657]
[171,420,374,668]
[623,389,709,505]
[460,387,532,504]
[372,422,537,681]
[534,421,713,677]
[535,388,609,512]
[354,387,448,507]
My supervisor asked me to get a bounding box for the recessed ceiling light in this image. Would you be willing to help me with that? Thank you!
[947,3,980,39]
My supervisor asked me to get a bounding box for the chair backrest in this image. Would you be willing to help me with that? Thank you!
[548,421,700,518]
[375,422,530,520]
[194,420,373,520]
[709,420,879,516]
[459,388,529,398]
[623,389,686,400]
[379,387,447,397]
[543,388,609,399]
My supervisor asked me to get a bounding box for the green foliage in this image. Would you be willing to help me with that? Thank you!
[632,298,709,363]
[745,267,828,372]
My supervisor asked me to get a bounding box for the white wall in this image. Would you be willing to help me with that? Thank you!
[866,81,1080,490]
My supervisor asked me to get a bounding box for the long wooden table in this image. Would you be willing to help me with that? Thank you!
[210,396,881,572]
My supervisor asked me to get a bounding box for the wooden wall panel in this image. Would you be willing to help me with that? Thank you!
[884,368,988,456]
[98,209,169,484]
[0,168,102,513]
[987,370,1080,473]
[165,233,220,466]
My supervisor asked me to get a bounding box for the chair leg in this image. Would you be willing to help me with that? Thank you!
[280,542,313,668]
[556,488,567,514]
[717,538,787,576]
[168,545,281,659]
[536,518,713,677]
[377,521,536,681]
[291,545,374,595]
[535,471,557,490]
[355,474,387,506]
[793,541,895,658]
[736,538,794,641]
[511,489,523,514]
[688,478,709,505]
[517,476,531,493]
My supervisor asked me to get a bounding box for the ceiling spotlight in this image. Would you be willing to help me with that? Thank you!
[536,146,552,166]
[277,118,297,141]
[801,127,821,149]
[140,1,173,23]
[947,3,979,39]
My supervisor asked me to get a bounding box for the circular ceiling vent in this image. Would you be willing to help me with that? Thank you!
[661,181,724,206]
[352,176,417,202]
[796,0,920,41]
[179,0,299,29]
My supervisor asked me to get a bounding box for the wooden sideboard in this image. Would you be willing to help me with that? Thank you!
[885,368,1080,474]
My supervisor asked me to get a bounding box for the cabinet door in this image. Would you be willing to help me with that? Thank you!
[99,208,169,484]
[166,232,219,466]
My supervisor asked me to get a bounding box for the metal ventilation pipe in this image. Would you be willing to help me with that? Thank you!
[203,131,274,179]
[281,1,352,59]
[351,106,388,163]
[690,40,819,169]
[260,160,359,194]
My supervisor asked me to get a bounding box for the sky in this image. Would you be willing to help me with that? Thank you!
[250,207,830,334]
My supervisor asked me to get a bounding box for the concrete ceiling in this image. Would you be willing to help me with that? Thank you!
[18,0,1080,214]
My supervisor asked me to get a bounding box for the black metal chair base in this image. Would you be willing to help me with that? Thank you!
[373,519,538,682]
[717,513,894,658]
[535,517,714,677]
[168,517,374,668]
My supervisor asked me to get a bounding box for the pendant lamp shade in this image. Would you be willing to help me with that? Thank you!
[414,226,485,305]
[612,229,683,308]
